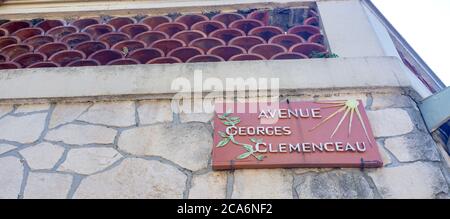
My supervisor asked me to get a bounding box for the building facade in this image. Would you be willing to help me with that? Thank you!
[0,0,449,199]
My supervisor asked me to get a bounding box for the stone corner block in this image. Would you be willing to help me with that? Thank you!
[0,144,16,155]
[118,123,212,171]
[378,145,392,166]
[0,104,13,118]
[19,142,65,170]
[58,147,122,175]
[180,113,214,123]
[73,158,186,198]
[78,101,135,127]
[45,124,117,145]
[49,102,91,129]
[0,156,24,199]
[0,113,47,144]
[370,93,415,110]
[232,169,293,199]
[189,171,228,199]
[384,134,441,162]
[23,172,72,199]
[368,162,448,198]
[137,100,173,125]
[15,103,50,114]
[436,145,450,169]
[294,170,376,199]
[367,108,414,137]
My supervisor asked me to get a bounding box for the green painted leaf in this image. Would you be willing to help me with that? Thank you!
[216,138,230,147]
[218,115,226,120]
[223,121,236,126]
[243,144,254,152]
[218,131,227,137]
[228,117,240,122]
[250,138,257,143]
[223,109,233,117]
[256,155,265,161]
[236,151,253,160]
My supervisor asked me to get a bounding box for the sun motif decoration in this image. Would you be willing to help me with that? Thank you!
[309,99,372,144]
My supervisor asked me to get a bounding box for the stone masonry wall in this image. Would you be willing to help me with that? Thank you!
[0,88,449,199]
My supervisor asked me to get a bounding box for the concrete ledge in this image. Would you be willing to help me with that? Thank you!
[0,0,314,19]
[0,56,425,102]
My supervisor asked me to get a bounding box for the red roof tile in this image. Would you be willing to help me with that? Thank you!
[0,7,328,70]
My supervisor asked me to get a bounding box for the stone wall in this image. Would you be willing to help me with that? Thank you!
[0,88,448,199]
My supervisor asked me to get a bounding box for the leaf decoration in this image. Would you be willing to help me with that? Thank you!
[223,109,233,117]
[237,151,253,160]
[243,144,254,152]
[256,155,265,161]
[228,117,240,122]
[216,109,266,161]
[218,131,227,138]
[223,121,237,126]
[216,137,230,147]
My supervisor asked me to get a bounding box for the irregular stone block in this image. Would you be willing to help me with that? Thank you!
[232,169,293,199]
[23,172,72,199]
[288,92,368,105]
[315,93,368,106]
[436,145,450,169]
[58,147,122,175]
[78,101,135,127]
[74,158,186,198]
[0,104,13,118]
[118,123,212,171]
[178,99,214,123]
[368,162,448,198]
[15,103,50,114]
[378,145,392,166]
[0,113,47,144]
[19,142,65,170]
[49,102,91,129]
[0,144,16,155]
[45,124,117,145]
[294,170,376,199]
[180,113,214,123]
[384,134,441,162]
[371,94,414,110]
[189,171,228,199]
[367,108,414,137]
[293,168,334,175]
[0,156,23,199]
[137,100,173,125]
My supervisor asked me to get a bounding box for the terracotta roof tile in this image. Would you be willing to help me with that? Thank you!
[0,7,328,70]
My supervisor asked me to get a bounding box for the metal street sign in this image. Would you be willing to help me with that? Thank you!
[212,100,383,170]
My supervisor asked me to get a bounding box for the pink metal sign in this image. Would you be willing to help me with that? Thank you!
[212,100,383,170]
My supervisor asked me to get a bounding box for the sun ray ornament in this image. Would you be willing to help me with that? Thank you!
[309,99,372,144]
